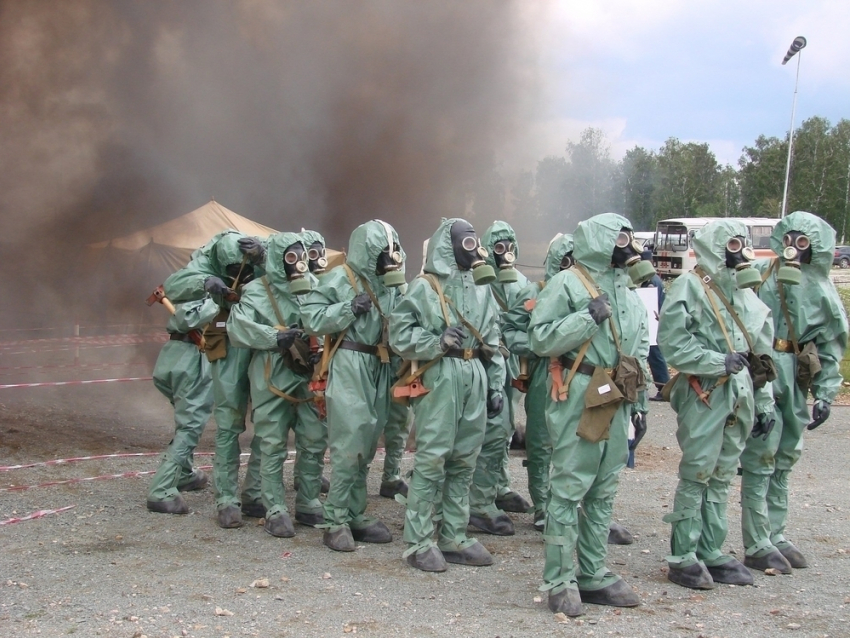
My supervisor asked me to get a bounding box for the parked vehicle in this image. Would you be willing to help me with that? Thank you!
[834,246,850,268]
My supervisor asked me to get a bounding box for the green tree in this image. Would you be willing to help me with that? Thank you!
[653,138,722,220]
[619,145,656,230]
[738,135,786,217]
[564,128,618,218]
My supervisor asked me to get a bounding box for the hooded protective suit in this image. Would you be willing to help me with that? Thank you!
[739,211,848,566]
[389,217,505,564]
[502,234,574,525]
[529,213,648,607]
[300,220,406,543]
[163,230,263,521]
[658,219,774,584]
[147,296,220,510]
[226,232,328,533]
[469,221,531,529]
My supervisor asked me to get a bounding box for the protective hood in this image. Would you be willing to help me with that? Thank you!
[424,217,465,276]
[573,213,633,274]
[264,231,305,284]
[544,233,574,281]
[211,230,248,275]
[692,219,748,281]
[345,219,406,286]
[771,210,836,277]
[299,229,326,249]
[481,220,519,268]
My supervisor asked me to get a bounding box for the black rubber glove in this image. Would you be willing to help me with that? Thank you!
[309,350,323,365]
[276,325,302,351]
[439,326,467,351]
[629,412,647,451]
[807,400,831,430]
[587,293,612,325]
[204,275,231,296]
[487,391,504,418]
[350,293,373,316]
[724,352,750,376]
[751,412,776,440]
[237,237,266,265]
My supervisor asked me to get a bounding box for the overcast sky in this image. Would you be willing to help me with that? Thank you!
[513,0,850,168]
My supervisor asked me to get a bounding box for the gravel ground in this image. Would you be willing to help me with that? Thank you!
[2,383,850,638]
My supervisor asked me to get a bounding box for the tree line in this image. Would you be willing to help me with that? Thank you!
[487,117,850,243]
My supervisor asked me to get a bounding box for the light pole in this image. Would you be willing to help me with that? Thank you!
[780,36,807,218]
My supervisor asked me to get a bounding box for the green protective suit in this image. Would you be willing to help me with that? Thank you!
[502,234,574,520]
[739,211,848,558]
[529,213,648,595]
[300,220,406,532]
[226,231,328,522]
[148,297,220,502]
[658,219,774,570]
[389,218,506,557]
[469,221,531,517]
[163,230,262,511]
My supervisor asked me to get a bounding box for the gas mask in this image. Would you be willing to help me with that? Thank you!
[778,231,811,285]
[283,243,312,295]
[613,229,655,285]
[375,220,405,287]
[560,252,574,271]
[450,220,495,285]
[725,236,760,288]
[306,241,328,275]
[492,239,518,283]
[225,262,255,288]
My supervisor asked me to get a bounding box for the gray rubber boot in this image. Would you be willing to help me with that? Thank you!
[469,513,515,536]
[744,550,793,574]
[147,495,189,515]
[667,562,715,590]
[495,491,531,513]
[177,470,208,492]
[351,521,393,544]
[579,579,640,607]
[706,558,754,585]
[607,521,634,545]
[294,511,324,527]
[778,543,808,568]
[379,479,409,499]
[323,526,356,552]
[217,504,243,529]
[548,587,583,616]
[264,513,295,538]
[407,547,448,572]
[442,541,493,566]
[241,501,267,519]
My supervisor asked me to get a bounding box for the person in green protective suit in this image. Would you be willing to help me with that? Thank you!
[146,296,219,514]
[301,220,406,552]
[529,213,649,616]
[226,232,329,537]
[163,230,266,529]
[502,233,574,532]
[739,211,848,572]
[659,219,775,590]
[389,217,505,572]
[468,221,532,536]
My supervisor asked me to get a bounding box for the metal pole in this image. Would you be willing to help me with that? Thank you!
[780,52,802,218]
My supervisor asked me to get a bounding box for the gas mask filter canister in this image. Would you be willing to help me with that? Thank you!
[777,233,810,285]
[493,240,518,283]
[284,248,312,295]
[460,235,496,285]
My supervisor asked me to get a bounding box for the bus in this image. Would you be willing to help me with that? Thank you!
[652,217,780,278]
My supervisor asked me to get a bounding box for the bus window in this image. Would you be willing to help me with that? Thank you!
[751,225,773,249]
[656,224,689,252]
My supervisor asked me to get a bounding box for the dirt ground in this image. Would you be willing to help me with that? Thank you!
[2,380,850,638]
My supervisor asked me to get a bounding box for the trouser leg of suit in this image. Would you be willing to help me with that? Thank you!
[403,359,487,555]
[496,383,520,496]
[381,401,411,483]
[148,342,213,502]
[469,396,512,517]
[524,361,551,516]
[211,342,259,509]
[294,398,327,516]
[251,380,295,519]
[665,375,751,568]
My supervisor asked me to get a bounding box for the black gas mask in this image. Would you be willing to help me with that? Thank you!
[560,252,574,271]
[725,235,760,288]
[612,229,655,285]
[778,231,811,285]
[225,262,255,288]
[283,242,312,295]
[306,241,328,275]
[450,220,495,285]
[492,239,518,283]
[375,221,405,287]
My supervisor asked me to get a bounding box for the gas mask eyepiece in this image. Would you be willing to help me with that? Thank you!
[452,222,495,284]
[612,230,643,268]
[375,221,405,287]
[492,240,518,282]
[725,236,759,288]
[559,253,574,271]
[306,242,328,275]
[284,244,312,295]
[777,232,810,285]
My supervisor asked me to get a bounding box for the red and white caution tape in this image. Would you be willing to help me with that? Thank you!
[2,470,159,491]
[0,376,153,390]
[0,334,167,349]
[0,361,150,373]
[0,505,76,526]
[0,451,250,472]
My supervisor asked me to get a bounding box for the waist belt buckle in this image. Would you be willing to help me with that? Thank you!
[463,347,474,361]
[774,338,790,352]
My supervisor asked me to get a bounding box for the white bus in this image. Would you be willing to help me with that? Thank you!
[652,217,780,278]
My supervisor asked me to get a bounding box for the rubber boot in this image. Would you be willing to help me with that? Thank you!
[147,495,189,515]
[778,543,808,569]
[579,579,640,607]
[294,511,324,527]
[607,521,634,545]
[264,513,296,538]
[241,501,267,519]
[217,504,243,529]
[177,470,208,492]
[379,479,409,499]
[667,562,715,590]
[351,520,393,544]
[323,526,356,552]
[548,587,583,616]
[495,491,531,513]
[469,513,515,536]
[706,558,753,585]
[533,510,545,532]
[442,541,493,566]
[744,550,792,574]
[407,546,448,572]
